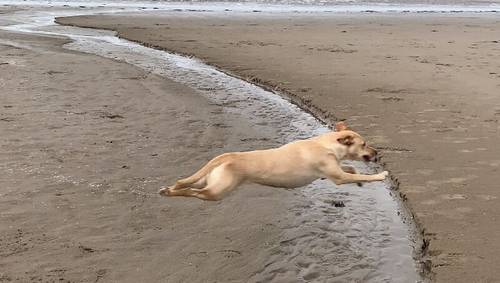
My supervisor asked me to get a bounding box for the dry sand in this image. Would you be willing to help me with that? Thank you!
[0,29,301,282]
[56,12,500,282]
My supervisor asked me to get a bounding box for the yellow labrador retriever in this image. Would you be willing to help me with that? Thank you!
[159,122,388,200]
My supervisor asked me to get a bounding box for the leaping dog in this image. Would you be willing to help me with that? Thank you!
[159,122,388,201]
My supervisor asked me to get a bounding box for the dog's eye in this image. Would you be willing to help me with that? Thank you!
[362,142,366,147]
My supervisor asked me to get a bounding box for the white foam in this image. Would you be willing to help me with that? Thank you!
[1,0,499,13]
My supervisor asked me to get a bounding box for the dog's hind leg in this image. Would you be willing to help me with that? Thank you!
[170,176,199,190]
[173,175,207,190]
[162,164,242,201]
[162,187,199,197]
[164,154,233,191]
[192,163,242,201]
[158,175,207,196]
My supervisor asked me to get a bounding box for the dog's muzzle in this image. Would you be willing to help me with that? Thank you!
[363,149,378,162]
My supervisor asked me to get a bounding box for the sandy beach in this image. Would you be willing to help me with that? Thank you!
[0,6,425,282]
[0,27,300,282]
[55,11,500,282]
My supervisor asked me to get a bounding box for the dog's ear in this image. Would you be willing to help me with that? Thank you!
[335,121,349,132]
[337,134,354,146]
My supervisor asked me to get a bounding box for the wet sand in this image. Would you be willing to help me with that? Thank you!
[0,29,297,282]
[56,12,500,282]
[0,7,422,282]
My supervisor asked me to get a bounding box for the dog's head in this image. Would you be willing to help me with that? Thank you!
[334,122,378,162]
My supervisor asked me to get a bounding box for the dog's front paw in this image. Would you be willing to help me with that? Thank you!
[376,171,389,180]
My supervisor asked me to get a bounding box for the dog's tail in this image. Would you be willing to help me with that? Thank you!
[174,153,235,188]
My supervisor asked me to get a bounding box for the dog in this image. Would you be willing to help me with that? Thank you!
[159,121,388,201]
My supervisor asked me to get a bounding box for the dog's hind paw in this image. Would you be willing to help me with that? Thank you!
[158,187,172,196]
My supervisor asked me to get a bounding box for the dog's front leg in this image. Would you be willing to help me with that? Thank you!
[331,171,388,185]
[321,160,388,185]
[341,165,363,187]
[340,165,357,174]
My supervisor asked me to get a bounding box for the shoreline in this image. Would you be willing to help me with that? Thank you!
[56,11,500,282]
[3,1,500,13]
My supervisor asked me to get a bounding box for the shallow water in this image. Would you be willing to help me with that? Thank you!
[1,0,499,13]
[1,5,422,282]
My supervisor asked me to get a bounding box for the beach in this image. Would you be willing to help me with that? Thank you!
[0,5,423,282]
[0,23,310,282]
[54,11,500,282]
